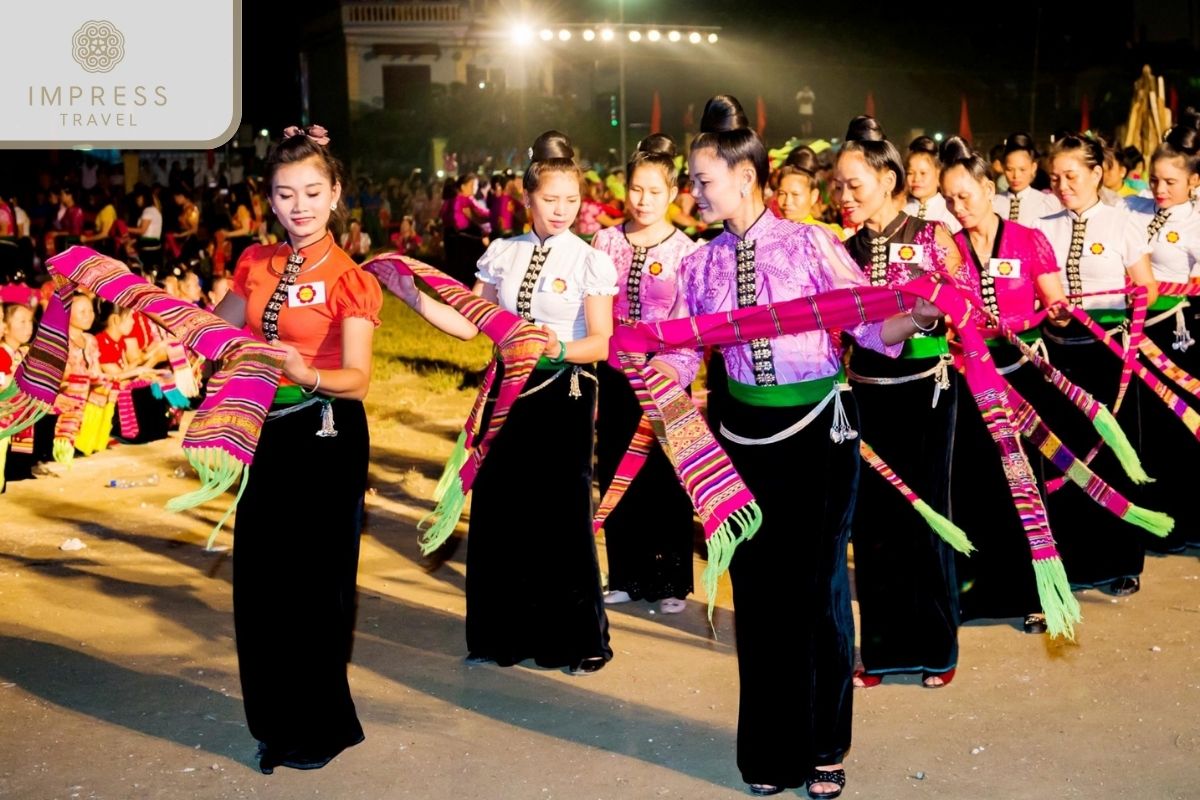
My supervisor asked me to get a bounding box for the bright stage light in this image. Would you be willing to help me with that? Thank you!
[628,30,642,42]
[600,27,614,41]
[708,33,719,43]
[688,31,702,43]
[668,30,681,42]
[583,29,596,41]
[511,24,534,45]
[558,29,571,41]
[648,30,661,41]
[539,29,554,41]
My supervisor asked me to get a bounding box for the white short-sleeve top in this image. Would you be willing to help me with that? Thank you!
[1123,196,1200,283]
[475,229,619,341]
[994,186,1063,228]
[904,193,961,233]
[1035,201,1151,310]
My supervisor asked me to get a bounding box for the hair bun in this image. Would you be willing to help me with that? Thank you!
[700,94,749,134]
[845,115,885,143]
[908,135,939,156]
[938,135,973,164]
[530,130,575,162]
[636,133,677,159]
[783,146,820,175]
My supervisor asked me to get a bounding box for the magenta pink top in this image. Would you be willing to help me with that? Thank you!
[952,218,1059,333]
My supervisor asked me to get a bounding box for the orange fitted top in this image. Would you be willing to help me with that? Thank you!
[232,234,382,372]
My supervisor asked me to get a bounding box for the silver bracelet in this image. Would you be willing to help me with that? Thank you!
[910,310,938,333]
[301,368,321,396]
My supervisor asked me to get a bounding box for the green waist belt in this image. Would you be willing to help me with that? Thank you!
[1149,296,1186,313]
[728,368,845,408]
[984,329,1043,348]
[1086,308,1129,326]
[535,356,569,371]
[272,384,326,406]
[901,335,949,359]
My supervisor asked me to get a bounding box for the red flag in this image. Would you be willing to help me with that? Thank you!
[958,94,973,143]
[756,96,767,138]
[682,102,695,130]
[865,90,876,118]
[1170,85,1179,119]
[1080,92,1090,133]
[650,91,662,134]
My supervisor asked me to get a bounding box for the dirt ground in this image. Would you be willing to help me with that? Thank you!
[1,375,1198,800]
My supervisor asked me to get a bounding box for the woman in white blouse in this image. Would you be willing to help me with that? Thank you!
[1036,133,1156,597]
[399,131,619,675]
[993,133,1063,226]
[1122,114,1200,552]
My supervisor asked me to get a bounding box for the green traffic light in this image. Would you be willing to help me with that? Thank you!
[610,119,619,127]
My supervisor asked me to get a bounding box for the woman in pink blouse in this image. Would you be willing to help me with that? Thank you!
[651,95,939,800]
[939,136,1069,635]
[592,134,699,615]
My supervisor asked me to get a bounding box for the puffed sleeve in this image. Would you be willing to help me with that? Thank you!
[808,225,902,358]
[474,238,508,285]
[582,248,619,296]
[1029,227,1060,277]
[329,268,383,327]
[1120,214,1154,266]
[231,245,265,299]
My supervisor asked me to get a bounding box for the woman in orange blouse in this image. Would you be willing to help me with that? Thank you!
[214,124,382,776]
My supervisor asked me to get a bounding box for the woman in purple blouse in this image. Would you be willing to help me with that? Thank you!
[651,95,939,800]
[592,134,700,614]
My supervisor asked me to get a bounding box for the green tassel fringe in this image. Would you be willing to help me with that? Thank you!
[1032,557,1082,640]
[166,448,245,513]
[1124,504,1175,537]
[1092,406,1153,484]
[204,464,250,551]
[53,437,74,467]
[914,499,975,554]
[0,387,51,441]
[701,501,764,625]
[418,476,466,555]
[432,431,469,503]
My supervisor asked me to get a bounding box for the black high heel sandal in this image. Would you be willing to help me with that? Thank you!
[806,768,846,799]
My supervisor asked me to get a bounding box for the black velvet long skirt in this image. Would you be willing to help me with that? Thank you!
[595,362,695,601]
[1041,319,1145,587]
[719,391,859,788]
[233,399,368,762]
[849,348,959,677]
[465,364,612,669]
[1138,310,1200,551]
[952,345,1047,621]
[114,385,169,444]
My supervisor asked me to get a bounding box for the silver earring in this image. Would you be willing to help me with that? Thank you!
[740,185,750,198]
[330,201,338,211]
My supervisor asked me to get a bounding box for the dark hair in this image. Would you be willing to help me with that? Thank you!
[455,173,478,191]
[907,135,941,168]
[522,130,581,193]
[690,94,770,189]
[1049,133,1106,172]
[938,136,991,184]
[845,115,886,143]
[840,134,902,199]
[628,133,680,187]
[1002,132,1039,160]
[1153,108,1200,175]
[783,146,820,177]
[266,124,347,231]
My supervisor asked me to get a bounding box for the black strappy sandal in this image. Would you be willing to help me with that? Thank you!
[806,768,846,799]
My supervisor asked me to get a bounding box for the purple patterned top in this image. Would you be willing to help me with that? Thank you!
[592,224,699,323]
[656,212,899,387]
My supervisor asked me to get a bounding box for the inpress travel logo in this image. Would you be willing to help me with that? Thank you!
[0,0,241,148]
[71,20,125,74]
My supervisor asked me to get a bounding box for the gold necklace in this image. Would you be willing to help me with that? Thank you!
[267,233,334,277]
